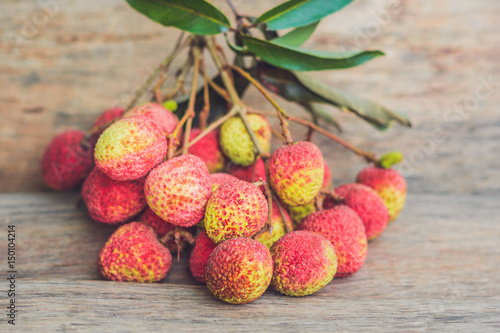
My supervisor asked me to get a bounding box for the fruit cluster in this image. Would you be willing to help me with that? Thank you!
[42,100,407,305]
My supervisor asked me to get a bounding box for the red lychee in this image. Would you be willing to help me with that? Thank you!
[269,141,324,207]
[209,173,238,191]
[41,130,94,190]
[145,155,211,227]
[228,157,267,183]
[92,106,126,133]
[205,238,273,304]
[322,161,332,191]
[187,128,225,173]
[189,230,217,284]
[271,230,337,296]
[123,103,179,135]
[324,183,389,240]
[356,166,407,222]
[204,180,268,243]
[98,222,172,283]
[82,167,146,224]
[94,117,167,181]
[298,206,367,277]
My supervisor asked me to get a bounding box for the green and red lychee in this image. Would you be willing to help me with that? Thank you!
[356,166,407,222]
[136,207,193,253]
[98,222,172,283]
[187,128,225,173]
[298,206,367,277]
[324,183,389,240]
[189,230,217,284]
[257,201,293,249]
[123,102,179,135]
[205,237,273,304]
[271,230,337,296]
[287,200,317,227]
[145,155,211,227]
[269,141,324,207]
[209,173,238,191]
[204,179,268,244]
[94,117,167,181]
[41,130,94,190]
[82,167,146,224]
[220,114,271,167]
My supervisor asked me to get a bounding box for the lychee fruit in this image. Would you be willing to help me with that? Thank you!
[92,106,126,134]
[257,201,293,249]
[287,200,316,227]
[41,130,94,190]
[123,103,179,135]
[136,207,193,253]
[298,206,367,277]
[187,128,225,173]
[269,141,324,207]
[204,179,268,244]
[270,230,337,296]
[324,183,389,240]
[220,114,271,167]
[98,222,172,283]
[94,117,167,181]
[205,238,273,304]
[209,173,239,191]
[189,230,217,284]
[322,161,332,191]
[82,167,146,224]
[356,166,407,222]
[228,157,267,183]
[145,155,211,227]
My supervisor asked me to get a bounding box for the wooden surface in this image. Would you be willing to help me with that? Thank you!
[1,0,500,331]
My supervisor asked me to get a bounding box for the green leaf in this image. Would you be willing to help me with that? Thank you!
[256,63,411,130]
[126,0,230,35]
[242,36,384,71]
[255,0,354,30]
[272,21,319,47]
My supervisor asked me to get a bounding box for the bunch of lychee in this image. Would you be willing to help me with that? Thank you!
[41,103,407,304]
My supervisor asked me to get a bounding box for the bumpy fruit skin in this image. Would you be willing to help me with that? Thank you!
[205,238,273,304]
[204,180,268,244]
[136,207,193,253]
[189,231,217,284]
[41,130,94,190]
[257,201,293,249]
[92,107,126,132]
[298,206,367,277]
[123,103,179,135]
[82,167,146,224]
[269,141,324,207]
[187,128,225,173]
[322,162,332,191]
[145,155,211,227]
[220,114,271,167]
[356,166,407,222]
[324,183,389,240]
[271,231,337,296]
[94,117,167,181]
[228,157,266,183]
[98,222,172,283]
[209,173,238,191]
[288,200,316,227]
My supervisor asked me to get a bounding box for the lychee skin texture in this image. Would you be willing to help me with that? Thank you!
[324,183,389,240]
[257,201,293,249]
[204,180,268,244]
[269,141,324,207]
[189,231,218,284]
[298,206,367,278]
[145,155,211,227]
[229,157,267,183]
[188,128,225,173]
[92,106,126,132]
[322,162,332,191]
[356,166,407,222]
[220,114,271,167]
[98,222,172,283]
[209,173,239,191]
[41,130,94,190]
[270,230,337,297]
[205,238,273,304]
[94,117,167,181]
[288,200,316,227]
[123,103,179,135]
[82,168,146,224]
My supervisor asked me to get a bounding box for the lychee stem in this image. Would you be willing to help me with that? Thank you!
[199,62,211,129]
[315,193,324,211]
[182,47,202,155]
[126,33,189,110]
[273,192,292,234]
[263,162,274,235]
[321,189,344,203]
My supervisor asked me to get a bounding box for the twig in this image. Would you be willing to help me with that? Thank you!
[163,55,193,102]
[126,33,189,110]
[199,61,210,129]
[182,47,202,155]
[272,192,292,233]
